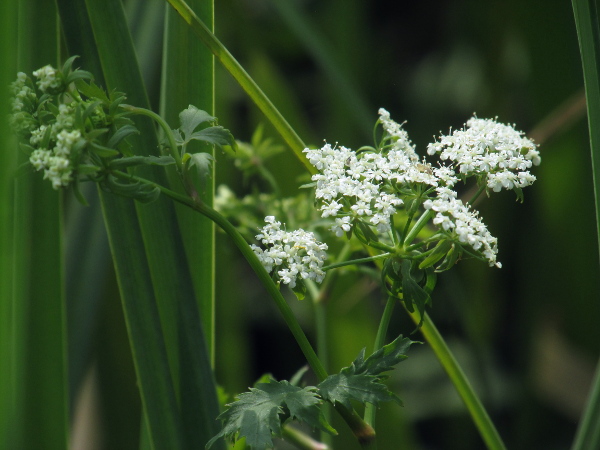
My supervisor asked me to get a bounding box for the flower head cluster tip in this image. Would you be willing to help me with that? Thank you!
[427,116,540,193]
[302,109,540,269]
[9,68,84,189]
[251,216,328,288]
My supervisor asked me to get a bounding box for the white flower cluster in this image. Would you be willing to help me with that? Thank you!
[304,110,451,237]
[424,188,500,267]
[251,216,328,288]
[28,103,81,189]
[10,72,37,113]
[32,65,62,94]
[427,117,540,193]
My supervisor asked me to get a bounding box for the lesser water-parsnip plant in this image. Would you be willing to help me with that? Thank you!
[8,54,542,449]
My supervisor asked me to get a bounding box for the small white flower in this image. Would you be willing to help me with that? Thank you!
[427,116,540,192]
[426,189,500,267]
[252,217,328,289]
[32,65,62,93]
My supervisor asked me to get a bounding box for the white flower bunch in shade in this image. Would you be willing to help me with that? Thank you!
[32,65,63,94]
[427,116,540,194]
[251,216,328,288]
[27,102,82,190]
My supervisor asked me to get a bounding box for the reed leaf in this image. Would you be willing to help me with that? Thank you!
[3,2,70,448]
[570,1,600,449]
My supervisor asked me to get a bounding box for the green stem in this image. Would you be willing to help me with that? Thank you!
[121,104,183,172]
[406,307,506,450]
[467,183,487,206]
[163,0,316,175]
[282,424,329,450]
[364,296,396,427]
[571,357,600,450]
[403,209,434,246]
[322,252,392,272]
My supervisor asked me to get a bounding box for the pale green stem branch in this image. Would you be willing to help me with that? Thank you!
[322,252,392,272]
[403,209,433,246]
[364,296,396,427]
[406,307,506,450]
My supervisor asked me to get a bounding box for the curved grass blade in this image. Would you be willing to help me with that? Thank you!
[570,1,600,448]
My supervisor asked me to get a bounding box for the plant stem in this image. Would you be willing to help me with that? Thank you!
[322,252,392,272]
[405,307,506,450]
[467,183,487,206]
[403,209,433,246]
[282,424,329,450]
[121,104,183,172]
[364,296,396,427]
[163,0,316,175]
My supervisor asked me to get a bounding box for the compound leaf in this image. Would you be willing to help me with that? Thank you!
[318,372,401,409]
[207,380,335,449]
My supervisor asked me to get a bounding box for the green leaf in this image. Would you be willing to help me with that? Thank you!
[419,239,452,270]
[186,152,214,190]
[318,373,400,409]
[74,79,110,104]
[109,155,176,170]
[401,260,430,325]
[107,124,139,148]
[89,142,119,157]
[188,126,236,151]
[352,335,417,377]
[207,380,335,450]
[179,105,215,140]
[291,279,307,300]
[317,336,416,410]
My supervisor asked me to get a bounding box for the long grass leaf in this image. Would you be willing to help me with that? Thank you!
[161,0,216,366]
[161,1,224,447]
[570,1,600,449]
[7,2,70,448]
[0,1,18,448]
[58,0,187,446]
[77,0,220,446]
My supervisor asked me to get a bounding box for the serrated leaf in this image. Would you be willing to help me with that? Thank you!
[207,380,335,450]
[351,335,417,376]
[318,372,401,409]
[187,126,236,151]
[317,336,416,410]
[186,152,214,191]
[179,105,215,140]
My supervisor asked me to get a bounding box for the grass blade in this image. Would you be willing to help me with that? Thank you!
[161,0,215,362]
[161,1,225,447]
[6,2,70,448]
[570,1,600,449]
[0,1,18,447]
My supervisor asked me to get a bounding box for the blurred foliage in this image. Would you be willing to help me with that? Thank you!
[16,0,596,448]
